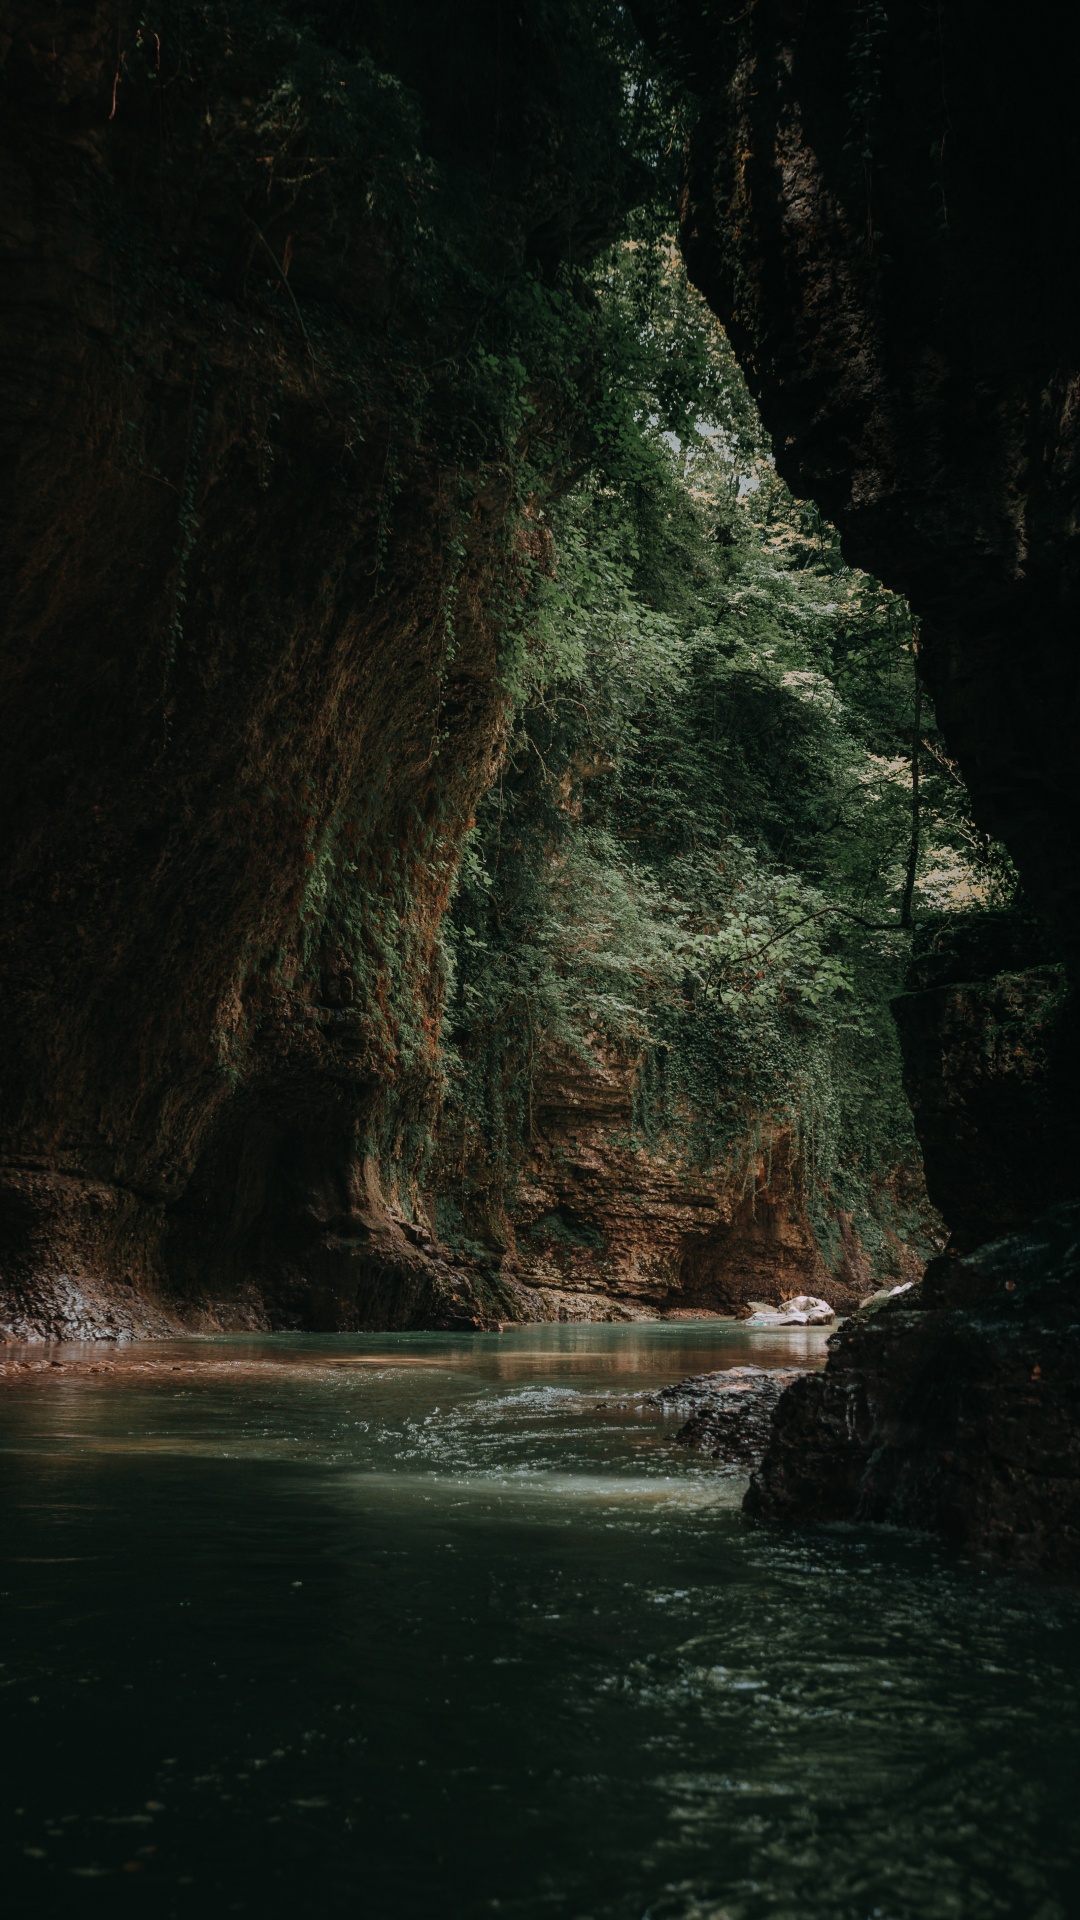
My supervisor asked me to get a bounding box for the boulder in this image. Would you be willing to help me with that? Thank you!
[648,1365,812,1468]
[746,1295,835,1327]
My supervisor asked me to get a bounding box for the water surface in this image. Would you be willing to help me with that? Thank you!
[2,1321,1078,1918]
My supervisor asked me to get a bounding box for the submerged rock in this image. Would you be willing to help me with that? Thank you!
[648,1366,811,1469]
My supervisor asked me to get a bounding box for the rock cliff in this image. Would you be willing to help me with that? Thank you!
[7,0,1078,1446]
[437,1039,924,1323]
[891,912,1072,1250]
[641,0,1080,960]
[747,1203,1080,1574]
[0,0,631,1336]
[635,0,1080,1565]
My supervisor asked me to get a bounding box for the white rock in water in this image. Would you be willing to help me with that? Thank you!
[775,1295,835,1325]
[744,1294,834,1327]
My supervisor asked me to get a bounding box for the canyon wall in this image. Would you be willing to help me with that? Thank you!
[891,912,1070,1252]
[636,0,1080,1563]
[438,1040,923,1322]
[641,0,1080,970]
[0,0,629,1337]
[6,0,1075,1383]
[636,0,1080,1227]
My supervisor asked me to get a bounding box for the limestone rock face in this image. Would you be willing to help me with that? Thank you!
[443,1041,918,1322]
[0,0,628,1336]
[746,1297,834,1328]
[514,1048,838,1319]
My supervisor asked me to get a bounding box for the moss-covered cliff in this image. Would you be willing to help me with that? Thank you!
[435,277,954,1318]
[6,0,1078,1572]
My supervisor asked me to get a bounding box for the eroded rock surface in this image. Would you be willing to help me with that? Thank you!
[0,0,629,1337]
[748,1204,1080,1572]
[439,1041,919,1320]
[650,1365,811,1468]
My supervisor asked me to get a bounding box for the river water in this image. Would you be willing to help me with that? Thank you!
[2,1321,1079,1918]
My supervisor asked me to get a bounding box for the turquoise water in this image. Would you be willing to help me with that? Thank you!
[2,1321,1079,1918]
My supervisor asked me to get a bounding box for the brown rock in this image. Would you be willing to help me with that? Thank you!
[0,1,632,1337]
[491,1042,867,1319]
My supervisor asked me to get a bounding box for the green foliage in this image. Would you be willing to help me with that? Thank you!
[108,0,692,1204]
[441,249,1010,1265]
[120,3,1006,1257]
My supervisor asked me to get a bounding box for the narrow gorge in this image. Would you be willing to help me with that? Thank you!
[2,3,1078,1562]
[5,7,1080,1913]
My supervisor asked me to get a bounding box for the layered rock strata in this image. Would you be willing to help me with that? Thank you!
[439,1042,924,1321]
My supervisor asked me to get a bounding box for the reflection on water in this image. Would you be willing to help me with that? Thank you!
[1,1321,1078,1919]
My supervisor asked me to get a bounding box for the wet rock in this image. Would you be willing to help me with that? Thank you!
[745,1295,835,1328]
[746,1202,1080,1573]
[857,1280,917,1317]
[648,1366,811,1468]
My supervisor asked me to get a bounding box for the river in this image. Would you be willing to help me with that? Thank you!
[2,1321,1079,1917]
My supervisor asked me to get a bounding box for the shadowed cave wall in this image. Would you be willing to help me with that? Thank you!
[635,0,1080,1564]
[641,0,1080,955]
